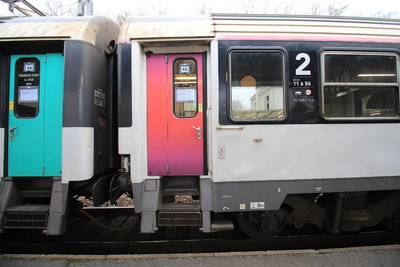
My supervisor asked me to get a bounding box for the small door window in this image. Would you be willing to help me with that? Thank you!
[14,58,40,118]
[173,59,198,118]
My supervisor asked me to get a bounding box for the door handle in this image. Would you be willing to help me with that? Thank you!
[192,126,201,140]
[9,126,18,141]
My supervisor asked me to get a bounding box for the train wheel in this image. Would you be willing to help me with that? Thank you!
[237,211,287,239]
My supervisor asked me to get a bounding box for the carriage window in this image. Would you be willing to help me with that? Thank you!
[322,52,399,119]
[14,58,40,118]
[229,51,285,121]
[173,59,198,118]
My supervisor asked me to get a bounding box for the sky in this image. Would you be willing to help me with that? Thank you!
[0,0,399,19]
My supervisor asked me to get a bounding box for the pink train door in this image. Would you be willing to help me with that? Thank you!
[147,54,204,176]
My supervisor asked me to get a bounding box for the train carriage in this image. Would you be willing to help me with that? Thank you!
[0,16,119,235]
[118,15,400,237]
[0,14,399,239]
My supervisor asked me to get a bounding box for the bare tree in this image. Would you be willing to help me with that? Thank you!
[272,4,280,14]
[281,3,294,15]
[310,2,323,16]
[134,7,150,17]
[45,0,76,16]
[269,2,295,15]
[262,0,270,14]
[241,0,255,14]
[198,2,211,15]
[115,11,133,26]
[232,100,245,111]
[371,10,396,18]
[327,3,348,16]
[150,2,169,16]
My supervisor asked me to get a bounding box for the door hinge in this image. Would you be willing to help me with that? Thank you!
[44,55,47,63]
[166,164,169,174]
[166,56,168,63]
[42,166,45,175]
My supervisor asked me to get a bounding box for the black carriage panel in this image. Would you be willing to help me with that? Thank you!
[64,40,117,173]
[117,44,132,128]
[0,54,9,130]
[288,50,319,123]
[218,40,400,124]
[218,40,322,124]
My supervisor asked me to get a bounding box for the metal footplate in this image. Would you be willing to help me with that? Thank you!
[4,205,49,229]
[0,177,69,235]
[158,202,201,227]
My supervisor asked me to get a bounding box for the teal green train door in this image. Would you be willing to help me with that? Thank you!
[8,54,64,177]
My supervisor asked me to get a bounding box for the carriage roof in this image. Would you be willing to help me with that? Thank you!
[0,16,119,51]
[118,14,400,44]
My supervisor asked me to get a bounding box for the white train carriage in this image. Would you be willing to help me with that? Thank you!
[118,14,400,237]
[0,16,119,235]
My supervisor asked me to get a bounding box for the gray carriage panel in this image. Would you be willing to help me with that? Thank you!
[212,176,400,212]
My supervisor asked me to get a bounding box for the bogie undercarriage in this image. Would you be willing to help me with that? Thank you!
[236,191,400,239]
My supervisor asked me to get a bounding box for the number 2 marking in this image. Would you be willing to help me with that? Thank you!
[295,53,311,76]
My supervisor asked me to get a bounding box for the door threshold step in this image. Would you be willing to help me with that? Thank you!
[19,190,52,198]
[6,204,50,214]
[159,202,200,212]
[4,205,49,229]
[158,211,202,226]
[163,188,199,196]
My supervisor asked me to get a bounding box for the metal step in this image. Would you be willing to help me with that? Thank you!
[19,190,52,198]
[158,202,201,226]
[4,205,49,229]
[6,204,50,213]
[159,202,200,212]
[158,211,202,227]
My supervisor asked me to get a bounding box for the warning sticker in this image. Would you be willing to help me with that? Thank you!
[94,88,106,107]
[250,202,265,210]
[240,204,246,210]
[9,101,14,111]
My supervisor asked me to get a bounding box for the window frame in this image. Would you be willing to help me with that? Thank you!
[14,57,41,119]
[228,48,287,123]
[320,51,400,121]
[172,57,199,119]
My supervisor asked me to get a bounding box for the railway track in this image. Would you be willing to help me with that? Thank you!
[0,208,399,254]
[1,229,399,254]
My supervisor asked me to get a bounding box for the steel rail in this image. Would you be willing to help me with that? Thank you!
[0,229,399,254]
